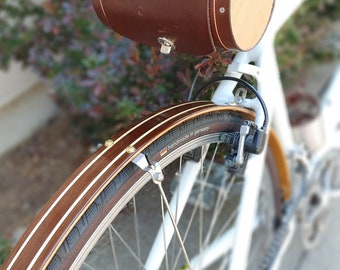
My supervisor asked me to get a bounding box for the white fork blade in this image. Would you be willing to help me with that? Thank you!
[190,227,234,270]
[145,161,201,270]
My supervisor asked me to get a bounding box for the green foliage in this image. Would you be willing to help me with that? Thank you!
[275,0,339,86]
[0,237,10,265]
[1,0,338,139]
[0,0,198,140]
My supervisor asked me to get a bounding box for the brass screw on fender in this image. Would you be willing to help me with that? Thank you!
[105,139,114,148]
[126,145,136,154]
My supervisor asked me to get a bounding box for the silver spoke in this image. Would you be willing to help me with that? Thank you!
[132,197,142,270]
[109,224,120,270]
[145,160,201,269]
[203,175,236,248]
[157,183,191,268]
[79,127,278,270]
[109,225,146,268]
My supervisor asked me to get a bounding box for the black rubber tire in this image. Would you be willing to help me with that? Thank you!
[48,110,280,269]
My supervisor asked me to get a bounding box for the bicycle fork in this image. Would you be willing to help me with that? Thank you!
[131,120,267,270]
[132,147,210,269]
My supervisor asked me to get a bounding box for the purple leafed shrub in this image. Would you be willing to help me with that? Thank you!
[2,0,336,139]
[0,0,198,139]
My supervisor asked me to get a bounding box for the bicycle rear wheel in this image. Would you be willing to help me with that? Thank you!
[3,101,281,270]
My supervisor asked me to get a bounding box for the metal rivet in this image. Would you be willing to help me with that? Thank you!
[126,145,136,154]
[105,139,114,148]
[220,7,225,13]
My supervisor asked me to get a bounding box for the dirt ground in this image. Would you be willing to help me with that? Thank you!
[0,112,89,242]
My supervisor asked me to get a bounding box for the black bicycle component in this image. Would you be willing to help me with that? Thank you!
[192,76,269,130]
[223,120,268,174]
[244,121,268,155]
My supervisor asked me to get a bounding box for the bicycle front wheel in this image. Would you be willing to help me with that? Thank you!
[3,101,280,270]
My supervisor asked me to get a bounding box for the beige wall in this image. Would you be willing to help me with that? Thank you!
[0,61,58,156]
[0,62,40,109]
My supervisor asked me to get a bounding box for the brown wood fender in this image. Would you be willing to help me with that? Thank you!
[2,101,256,269]
[268,129,292,201]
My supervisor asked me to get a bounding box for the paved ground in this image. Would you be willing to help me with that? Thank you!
[280,201,340,270]
[299,202,340,270]
[279,61,340,269]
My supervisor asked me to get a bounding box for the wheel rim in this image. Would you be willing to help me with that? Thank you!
[67,134,277,270]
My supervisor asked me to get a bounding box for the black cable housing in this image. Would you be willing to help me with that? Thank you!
[192,76,269,130]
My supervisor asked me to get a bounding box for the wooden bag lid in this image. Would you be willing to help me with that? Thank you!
[210,0,275,51]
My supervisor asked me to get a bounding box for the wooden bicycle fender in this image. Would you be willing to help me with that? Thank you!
[268,129,292,201]
[2,102,255,269]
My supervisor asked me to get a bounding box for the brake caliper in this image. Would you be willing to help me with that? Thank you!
[224,120,267,174]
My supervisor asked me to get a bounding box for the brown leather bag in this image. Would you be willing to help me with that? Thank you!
[92,0,274,55]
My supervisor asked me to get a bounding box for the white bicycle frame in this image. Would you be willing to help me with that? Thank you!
[212,1,301,269]
[144,0,340,269]
[211,0,340,269]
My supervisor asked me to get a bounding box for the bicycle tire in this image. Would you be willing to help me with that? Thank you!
[3,101,281,270]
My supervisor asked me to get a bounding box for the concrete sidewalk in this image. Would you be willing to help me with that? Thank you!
[280,201,340,270]
[279,62,340,270]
